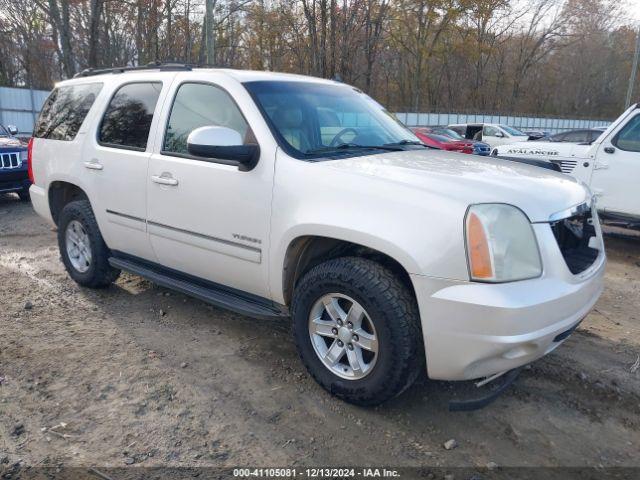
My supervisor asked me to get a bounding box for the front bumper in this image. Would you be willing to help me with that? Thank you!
[412,222,606,381]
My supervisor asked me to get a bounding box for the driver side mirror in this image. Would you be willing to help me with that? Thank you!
[494,131,504,138]
[187,126,260,172]
[7,125,18,136]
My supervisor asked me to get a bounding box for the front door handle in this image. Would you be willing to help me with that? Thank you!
[84,161,103,170]
[151,173,178,186]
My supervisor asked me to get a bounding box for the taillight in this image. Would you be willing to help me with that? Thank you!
[27,137,34,183]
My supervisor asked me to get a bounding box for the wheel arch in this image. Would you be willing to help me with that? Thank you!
[281,234,418,307]
[48,181,90,225]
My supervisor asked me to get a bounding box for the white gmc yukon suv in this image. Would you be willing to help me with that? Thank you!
[29,65,605,406]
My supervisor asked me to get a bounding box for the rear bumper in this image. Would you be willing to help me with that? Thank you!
[29,184,54,225]
[412,223,606,381]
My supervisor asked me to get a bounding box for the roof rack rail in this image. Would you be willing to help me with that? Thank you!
[73,62,196,78]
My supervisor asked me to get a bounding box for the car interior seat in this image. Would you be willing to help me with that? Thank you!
[272,106,311,152]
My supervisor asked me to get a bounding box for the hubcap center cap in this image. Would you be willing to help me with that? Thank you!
[338,327,352,344]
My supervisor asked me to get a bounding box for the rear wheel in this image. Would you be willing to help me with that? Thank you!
[291,257,423,406]
[58,200,120,288]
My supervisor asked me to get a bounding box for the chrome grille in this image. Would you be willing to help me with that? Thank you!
[552,159,577,174]
[550,205,599,274]
[0,152,22,170]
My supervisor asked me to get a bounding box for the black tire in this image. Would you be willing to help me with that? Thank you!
[57,199,120,288]
[291,257,424,406]
[18,189,30,202]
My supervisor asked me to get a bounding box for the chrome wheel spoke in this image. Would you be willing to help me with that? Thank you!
[346,347,364,375]
[67,230,80,246]
[346,302,365,328]
[324,340,345,366]
[310,317,337,338]
[353,329,378,352]
[323,297,346,323]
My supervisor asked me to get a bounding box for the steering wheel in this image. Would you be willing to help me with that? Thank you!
[329,128,359,147]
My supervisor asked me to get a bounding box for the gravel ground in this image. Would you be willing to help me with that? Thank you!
[1,194,639,476]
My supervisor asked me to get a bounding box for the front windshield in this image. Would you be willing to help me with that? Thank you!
[429,134,454,143]
[244,81,420,158]
[500,124,526,136]
[0,125,8,137]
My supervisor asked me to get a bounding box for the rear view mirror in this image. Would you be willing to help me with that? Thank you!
[495,131,504,138]
[7,125,18,135]
[187,126,260,171]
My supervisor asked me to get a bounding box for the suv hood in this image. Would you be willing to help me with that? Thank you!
[0,137,24,149]
[324,149,589,223]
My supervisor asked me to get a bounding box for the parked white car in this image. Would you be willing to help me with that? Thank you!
[28,65,605,406]
[448,123,530,148]
[493,104,640,227]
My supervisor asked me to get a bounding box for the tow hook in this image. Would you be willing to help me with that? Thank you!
[448,367,522,412]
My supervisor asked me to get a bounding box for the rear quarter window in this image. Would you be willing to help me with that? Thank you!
[34,83,103,141]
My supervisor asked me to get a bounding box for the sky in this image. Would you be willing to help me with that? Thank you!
[629,1,640,24]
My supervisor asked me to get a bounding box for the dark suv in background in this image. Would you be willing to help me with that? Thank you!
[0,124,30,201]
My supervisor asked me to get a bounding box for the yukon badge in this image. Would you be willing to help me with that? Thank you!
[232,233,262,245]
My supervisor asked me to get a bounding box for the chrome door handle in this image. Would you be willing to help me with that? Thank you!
[84,161,103,170]
[151,174,178,186]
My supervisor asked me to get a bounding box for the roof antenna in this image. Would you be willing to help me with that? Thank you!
[332,73,343,83]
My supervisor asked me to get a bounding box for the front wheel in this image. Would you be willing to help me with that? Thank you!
[291,257,424,406]
[58,199,120,288]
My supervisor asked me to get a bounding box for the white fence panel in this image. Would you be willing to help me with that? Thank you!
[0,87,50,135]
[396,111,613,133]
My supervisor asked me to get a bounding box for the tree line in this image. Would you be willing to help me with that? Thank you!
[0,0,637,119]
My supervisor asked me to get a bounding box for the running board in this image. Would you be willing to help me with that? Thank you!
[108,256,288,320]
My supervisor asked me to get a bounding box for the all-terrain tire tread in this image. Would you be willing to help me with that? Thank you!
[291,256,424,406]
[58,200,120,288]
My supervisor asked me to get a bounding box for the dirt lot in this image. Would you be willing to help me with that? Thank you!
[1,194,639,475]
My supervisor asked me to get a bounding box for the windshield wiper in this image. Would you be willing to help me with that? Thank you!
[384,140,438,149]
[383,140,424,146]
[305,143,405,155]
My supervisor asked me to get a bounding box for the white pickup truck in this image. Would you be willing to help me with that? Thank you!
[493,104,640,227]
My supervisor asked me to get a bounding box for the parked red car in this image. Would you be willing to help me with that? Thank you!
[411,127,481,155]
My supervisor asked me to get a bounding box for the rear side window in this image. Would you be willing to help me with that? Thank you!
[34,83,103,141]
[99,82,162,150]
[562,131,588,143]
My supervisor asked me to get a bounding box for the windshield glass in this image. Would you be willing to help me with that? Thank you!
[0,125,8,137]
[244,81,420,158]
[429,134,454,143]
[500,124,526,136]
[435,128,463,140]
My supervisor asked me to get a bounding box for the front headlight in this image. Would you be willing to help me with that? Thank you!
[20,150,28,162]
[465,204,542,282]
